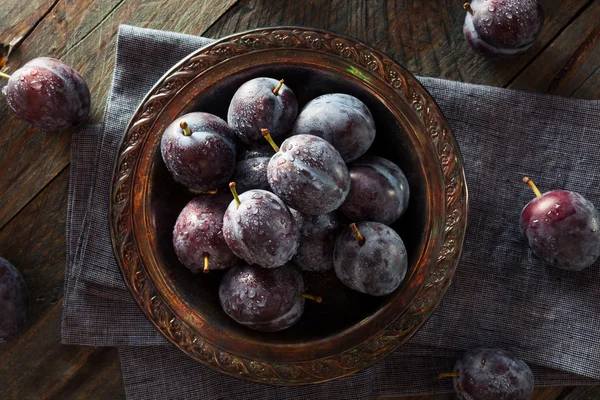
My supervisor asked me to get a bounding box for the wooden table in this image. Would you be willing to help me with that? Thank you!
[0,0,597,398]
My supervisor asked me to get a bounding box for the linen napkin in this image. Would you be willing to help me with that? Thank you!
[62,25,600,398]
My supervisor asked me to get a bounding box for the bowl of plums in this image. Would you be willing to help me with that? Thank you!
[109,27,467,384]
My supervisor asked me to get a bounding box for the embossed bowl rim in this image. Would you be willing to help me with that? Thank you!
[110,26,468,385]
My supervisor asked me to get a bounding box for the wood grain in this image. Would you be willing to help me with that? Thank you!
[204,0,595,87]
[0,167,124,399]
[508,1,600,98]
[0,0,598,398]
[562,386,600,400]
[0,0,238,231]
[0,0,57,45]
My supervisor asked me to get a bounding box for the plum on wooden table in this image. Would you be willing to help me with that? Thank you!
[2,57,90,131]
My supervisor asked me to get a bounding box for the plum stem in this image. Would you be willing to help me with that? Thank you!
[272,79,284,95]
[522,177,542,198]
[261,128,280,152]
[180,121,192,136]
[229,182,241,207]
[189,188,218,195]
[203,254,210,274]
[436,371,460,380]
[301,293,322,303]
[350,223,366,246]
[0,71,11,80]
[463,3,474,15]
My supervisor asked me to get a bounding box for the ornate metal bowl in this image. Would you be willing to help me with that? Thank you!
[109,27,467,385]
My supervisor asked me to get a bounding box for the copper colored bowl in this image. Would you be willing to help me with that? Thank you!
[110,27,467,385]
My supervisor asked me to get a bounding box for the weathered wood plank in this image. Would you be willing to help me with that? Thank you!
[0,167,123,399]
[571,67,599,99]
[0,0,121,232]
[0,0,238,231]
[533,387,576,400]
[508,1,600,99]
[0,0,597,398]
[204,0,594,88]
[561,385,600,399]
[0,0,57,44]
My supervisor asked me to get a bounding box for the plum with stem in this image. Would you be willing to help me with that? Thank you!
[520,177,600,271]
[438,348,534,400]
[228,78,298,145]
[1,57,90,131]
[265,131,350,215]
[173,193,242,274]
[223,183,299,268]
[219,264,321,332]
[161,112,237,192]
[334,222,407,296]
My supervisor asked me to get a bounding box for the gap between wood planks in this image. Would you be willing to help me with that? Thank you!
[62,0,126,59]
[0,0,240,233]
[4,0,62,56]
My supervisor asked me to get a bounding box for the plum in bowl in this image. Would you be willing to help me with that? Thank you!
[110,27,467,385]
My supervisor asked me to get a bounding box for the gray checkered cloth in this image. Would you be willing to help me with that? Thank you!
[63,25,600,399]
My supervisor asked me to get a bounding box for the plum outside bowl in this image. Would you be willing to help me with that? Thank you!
[109,27,468,385]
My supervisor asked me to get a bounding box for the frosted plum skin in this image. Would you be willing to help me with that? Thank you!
[3,57,91,131]
[173,194,242,273]
[292,93,376,163]
[340,156,410,225]
[334,222,407,296]
[223,189,299,268]
[227,77,298,145]
[453,348,534,400]
[290,209,339,272]
[520,190,600,271]
[267,134,350,215]
[219,264,305,332]
[160,112,237,192]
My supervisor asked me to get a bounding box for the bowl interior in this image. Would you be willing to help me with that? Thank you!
[138,55,439,361]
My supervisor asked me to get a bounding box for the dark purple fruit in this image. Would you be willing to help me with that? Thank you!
[160,112,236,192]
[292,93,376,162]
[340,156,410,225]
[2,57,90,131]
[223,185,299,268]
[267,134,350,215]
[463,0,544,58]
[334,222,407,296]
[0,257,28,341]
[237,144,274,161]
[450,348,534,400]
[232,157,271,193]
[290,209,339,272]
[173,194,242,273]
[227,78,298,145]
[520,177,600,271]
[219,264,305,332]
